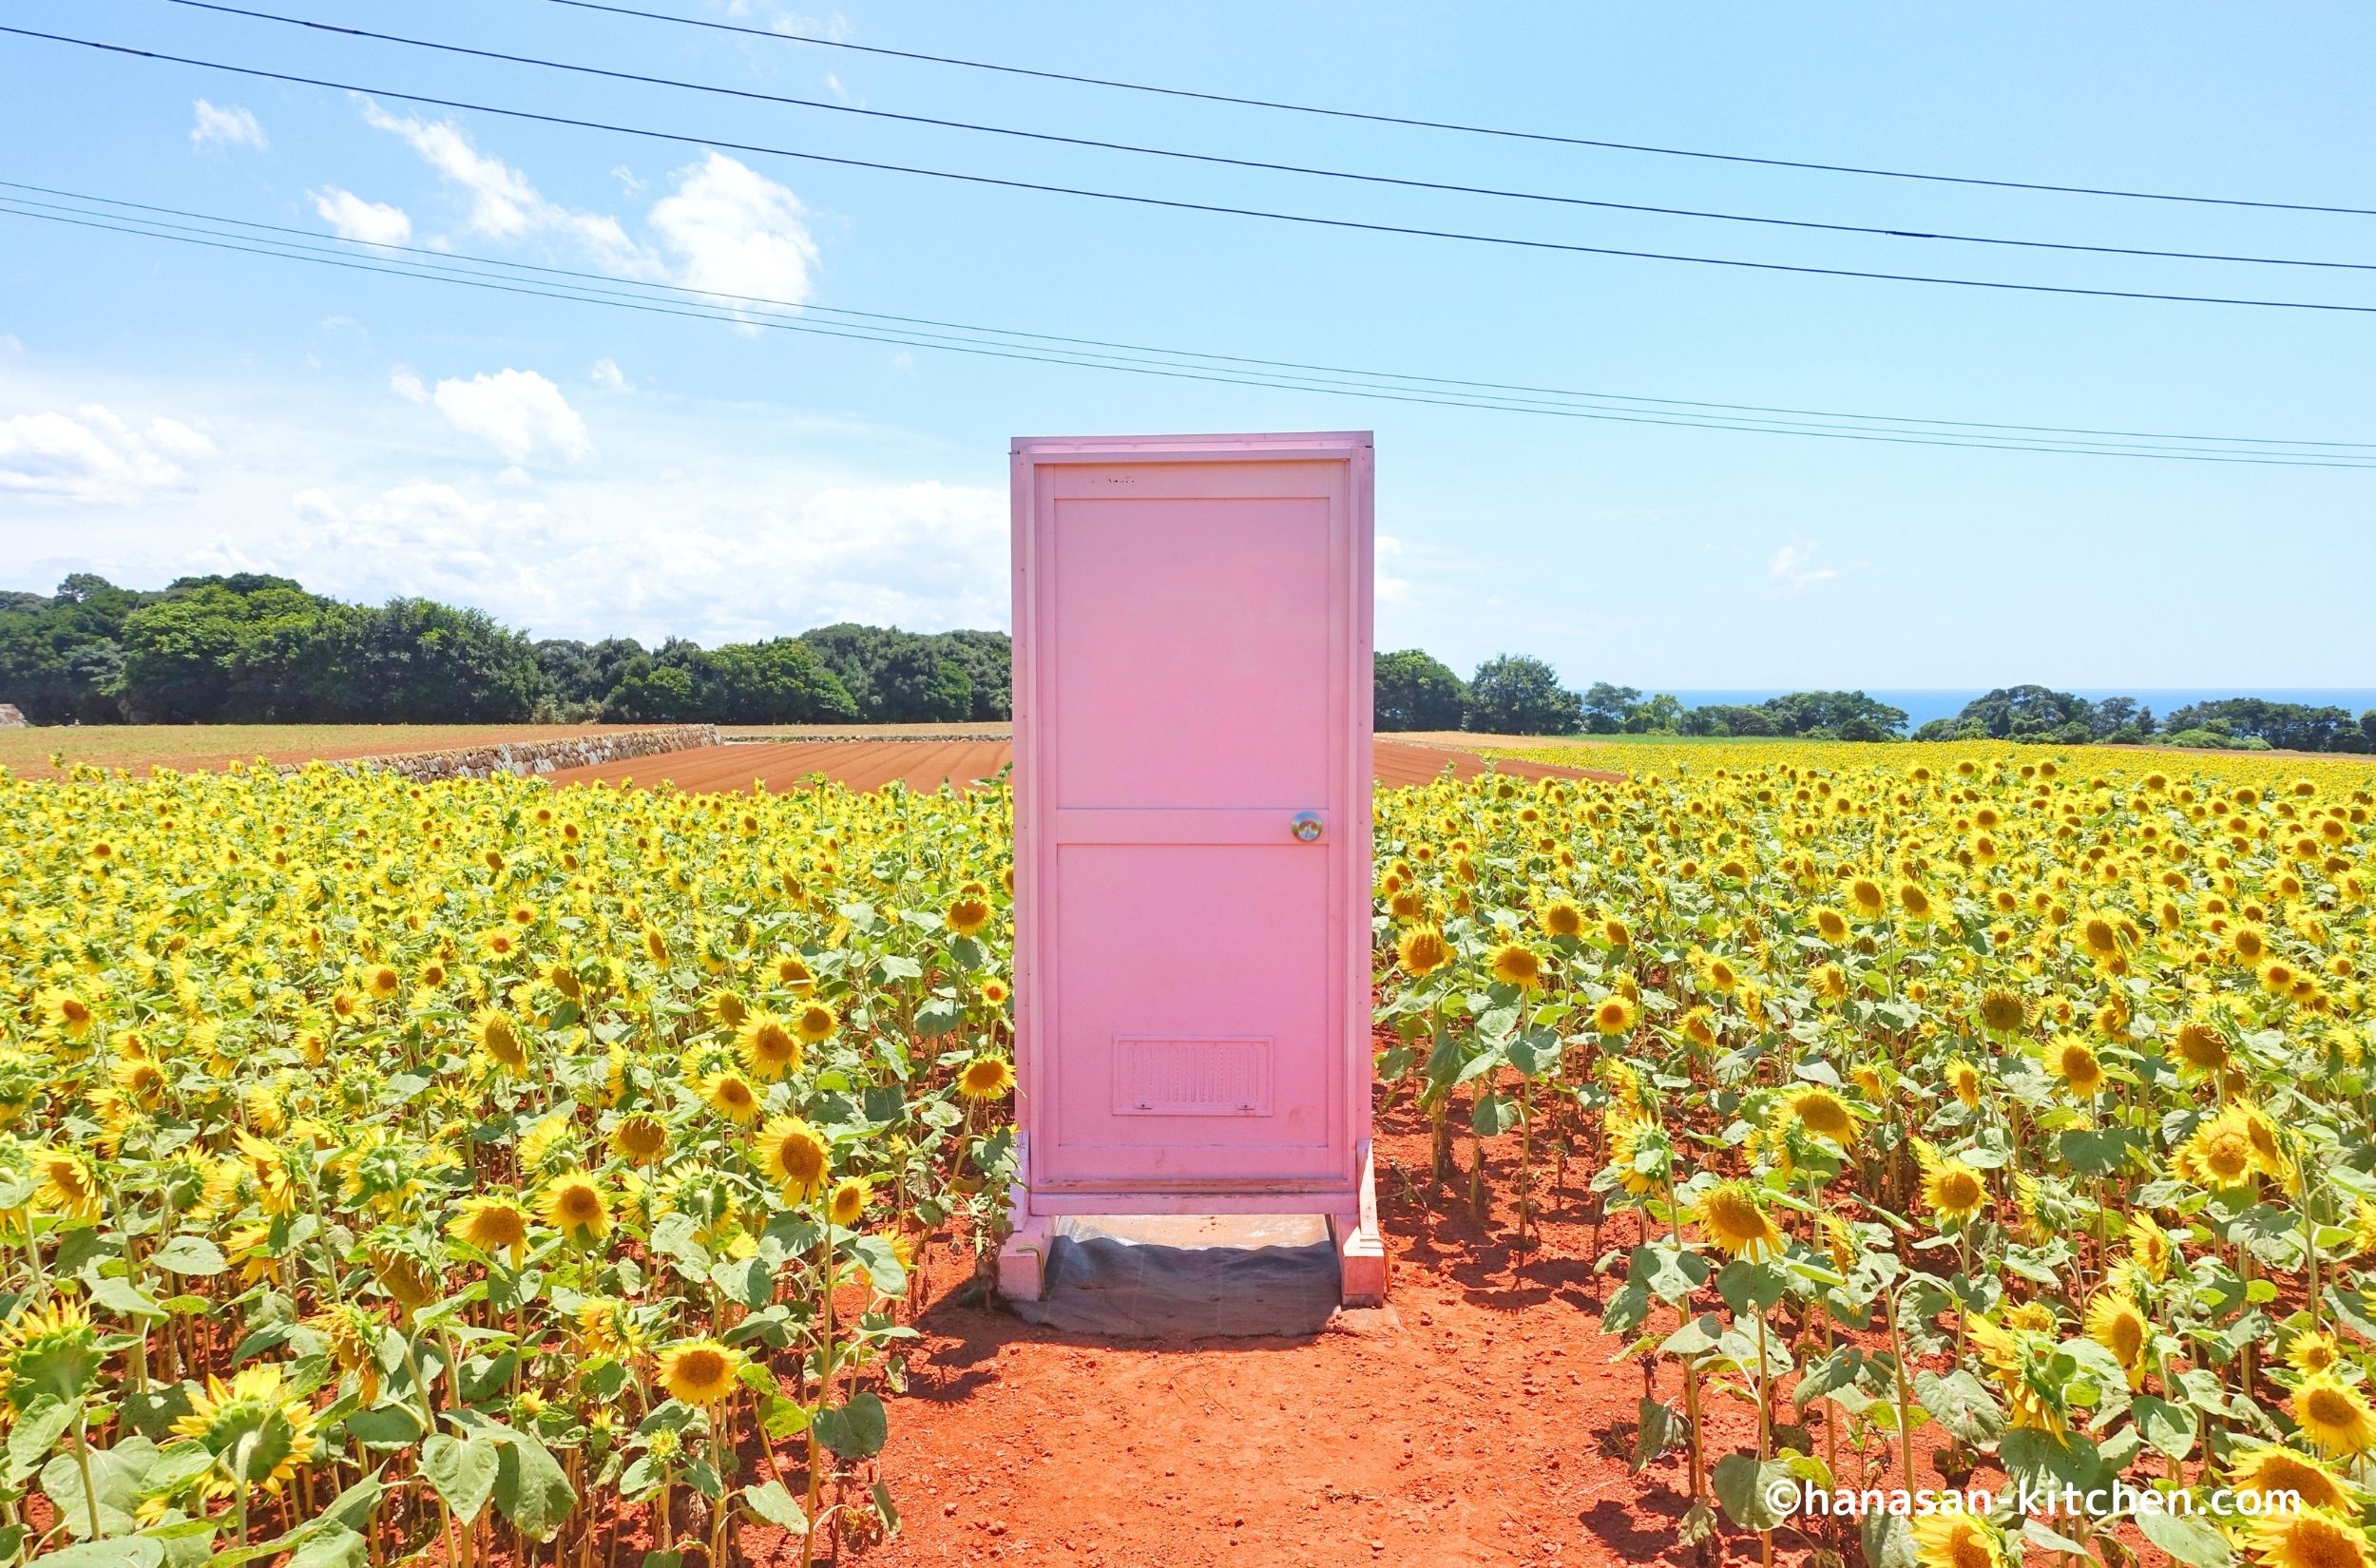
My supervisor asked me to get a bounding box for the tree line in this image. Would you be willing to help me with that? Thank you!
[1376,653,2376,752]
[0,574,1008,726]
[7,579,2364,752]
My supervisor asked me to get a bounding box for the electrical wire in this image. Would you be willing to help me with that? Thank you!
[7,177,2371,454]
[10,24,2376,318]
[534,0,2376,220]
[152,0,2376,277]
[4,195,2371,468]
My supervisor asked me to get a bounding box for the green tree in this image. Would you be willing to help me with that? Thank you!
[1954,685,2091,740]
[705,640,860,723]
[1466,656,1584,736]
[1759,691,1909,739]
[334,599,544,721]
[114,579,359,721]
[1579,682,1640,735]
[1373,649,1466,731]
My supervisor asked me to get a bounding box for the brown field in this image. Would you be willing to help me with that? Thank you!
[0,722,616,781]
[546,737,1615,792]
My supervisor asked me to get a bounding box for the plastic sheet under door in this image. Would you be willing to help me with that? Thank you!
[1006,1215,1342,1339]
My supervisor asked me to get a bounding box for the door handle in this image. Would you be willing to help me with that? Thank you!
[1291,812,1323,843]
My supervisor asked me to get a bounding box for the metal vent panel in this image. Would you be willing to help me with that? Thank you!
[1111,1036,1273,1117]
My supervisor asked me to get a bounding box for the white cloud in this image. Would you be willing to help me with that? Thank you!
[0,334,22,354]
[610,165,645,196]
[649,153,819,316]
[0,404,217,502]
[589,357,632,393]
[389,367,430,405]
[1768,539,1839,590]
[190,100,268,152]
[360,101,661,276]
[1374,532,1411,603]
[309,187,413,246]
[428,369,592,464]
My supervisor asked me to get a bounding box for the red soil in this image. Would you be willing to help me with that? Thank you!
[865,1091,1858,1568]
[546,738,1617,794]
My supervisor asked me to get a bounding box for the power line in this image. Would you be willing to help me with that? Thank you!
[7,178,2371,455]
[154,0,2376,277]
[536,0,2376,220]
[10,23,2376,319]
[4,194,2371,469]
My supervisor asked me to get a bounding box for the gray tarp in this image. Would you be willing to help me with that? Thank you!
[1007,1214,1344,1339]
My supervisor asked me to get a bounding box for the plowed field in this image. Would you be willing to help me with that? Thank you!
[546,738,1615,793]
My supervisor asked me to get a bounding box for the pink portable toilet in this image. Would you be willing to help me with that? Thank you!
[998,432,1386,1308]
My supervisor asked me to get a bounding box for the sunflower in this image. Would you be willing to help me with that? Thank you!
[2125,1211,2172,1283]
[1537,900,1584,939]
[1976,987,2028,1034]
[1678,1005,1718,1049]
[2246,1509,2376,1568]
[1780,1085,1860,1148]
[1909,1512,2006,1568]
[1692,948,1739,994]
[1894,882,1937,923]
[657,1338,745,1406]
[1811,907,1849,943]
[2172,1018,2231,1075]
[1591,994,1639,1037]
[1695,1180,1784,1261]
[2227,1446,2355,1513]
[735,1010,804,1082]
[945,895,994,936]
[30,1145,102,1223]
[1846,877,1887,920]
[1918,1145,1988,1226]
[981,977,1010,1005]
[472,1007,529,1073]
[793,1002,838,1045]
[958,1056,1015,1101]
[2290,1330,2344,1378]
[448,1195,533,1266]
[2174,1105,2263,1194]
[1944,1058,1983,1110]
[2044,1036,2105,1098]
[542,1172,612,1244]
[2077,912,2124,961]
[829,1176,871,1228]
[701,1070,762,1126]
[610,1113,670,1167]
[2082,1291,2151,1389]
[0,1300,103,1416]
[1489,943,1544,990]
[757,1114,831,1199]
[1396,926,1450,978]
[1604,1116,1667,1195]
[2292,1374,2376,1456]
[171,1364,320,1491]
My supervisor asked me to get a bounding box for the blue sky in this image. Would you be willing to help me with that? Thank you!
[2,1,2370,688]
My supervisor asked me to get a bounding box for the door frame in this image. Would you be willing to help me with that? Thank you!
[1008,432,1375,1215]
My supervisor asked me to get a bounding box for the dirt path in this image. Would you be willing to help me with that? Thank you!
[546,739,1617,793]
[867,1095,1758,1568]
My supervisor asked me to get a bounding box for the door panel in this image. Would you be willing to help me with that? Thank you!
[1049,493,1332,810]
[1049,842,1333,1173]
[1021,449,1361,1193]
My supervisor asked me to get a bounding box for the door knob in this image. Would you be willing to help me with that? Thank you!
[1291,813,1323,843]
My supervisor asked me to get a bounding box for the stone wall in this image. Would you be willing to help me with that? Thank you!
[298,725,719,783]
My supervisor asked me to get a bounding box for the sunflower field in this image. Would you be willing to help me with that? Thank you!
[6,740,2376,1568]
[1372,746,2376,1568]
[0,760,1015,1566]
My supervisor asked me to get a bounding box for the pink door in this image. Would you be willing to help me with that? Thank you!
[1011,433,1373,1205]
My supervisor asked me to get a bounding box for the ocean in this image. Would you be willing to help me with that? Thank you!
[1653,689,2376,731]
